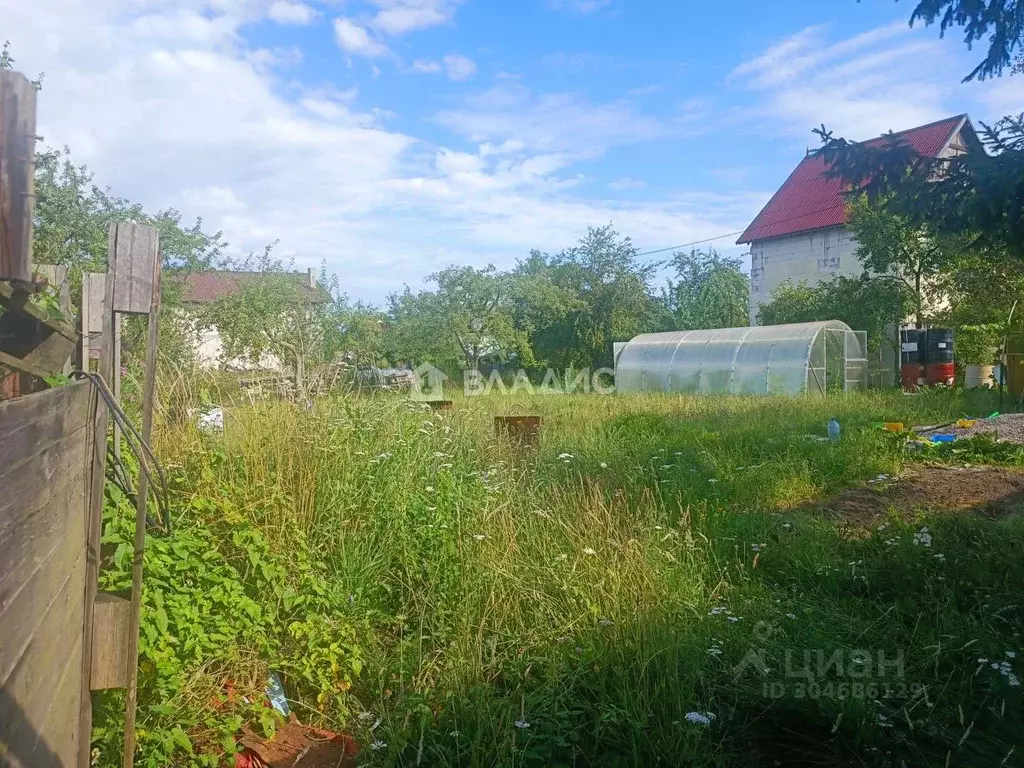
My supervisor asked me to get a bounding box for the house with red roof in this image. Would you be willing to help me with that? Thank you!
[181,267,320,368]
[738,115,981,325]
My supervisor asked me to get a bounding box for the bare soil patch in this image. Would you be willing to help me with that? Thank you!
[238,719,358,768]
[805,465,1024,527]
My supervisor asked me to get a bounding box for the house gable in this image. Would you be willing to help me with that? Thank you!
[737,115,976,245]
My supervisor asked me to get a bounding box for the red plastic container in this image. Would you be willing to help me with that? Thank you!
[901,363,924,392]
[925,362,955,387]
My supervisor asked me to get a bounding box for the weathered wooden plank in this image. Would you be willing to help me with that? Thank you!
[0,70,37,284]
[40,638,84,768]
[122,266,161,765]
[0,380,91,462]
[0,492,85,684]
[110,223,159,315]
[90,593,131,690]
[79,249,114,767]
[0,547,85,767]
[0,433,88,523]
[0,460,86,609]
[38,630,84,767]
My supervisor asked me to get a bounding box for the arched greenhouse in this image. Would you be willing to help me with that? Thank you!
[614,321,868,396]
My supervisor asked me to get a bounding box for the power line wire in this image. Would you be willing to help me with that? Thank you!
[636,198,854,258]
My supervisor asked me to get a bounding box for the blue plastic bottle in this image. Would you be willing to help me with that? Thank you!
[827,419,840,441]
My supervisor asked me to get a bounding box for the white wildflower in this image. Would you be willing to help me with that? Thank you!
[782,523,792,529]
[709,606,730,616]
[472,533,487,541]
[370,740,387,751]
[358,711,375,721]
[751,544,763,552]
[912,527,932,547]
[707,645,723,657]
[708,478,718,483]
[1007,651,1017,659]
[598,619,614,627]
[684,712,714,726]
[555,553,568,561]
[600,462,608,469]
[727,616,742,623]
[785,613,797,620]
[934,553,945,561]
[557,453,574,460]
[514,719,531,729]
[425,486,435,492]
[582,547,597,556]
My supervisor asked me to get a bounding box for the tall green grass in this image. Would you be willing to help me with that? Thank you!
[95,387,1024,766]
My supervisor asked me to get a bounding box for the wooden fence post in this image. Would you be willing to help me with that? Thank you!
[0,70,37,284]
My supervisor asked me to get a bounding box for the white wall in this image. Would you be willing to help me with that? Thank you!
[194,323,284,372]
[748,226,861,325]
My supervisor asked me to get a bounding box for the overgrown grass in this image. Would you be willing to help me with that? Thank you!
[93,388,1024,767]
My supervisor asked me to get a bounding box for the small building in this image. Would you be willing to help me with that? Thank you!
[738,115,981,326]
[181,268,319,369]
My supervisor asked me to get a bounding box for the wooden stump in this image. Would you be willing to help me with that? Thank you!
[495,415,541,448]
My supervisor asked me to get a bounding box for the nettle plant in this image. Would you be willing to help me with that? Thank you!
[92,460,366,766]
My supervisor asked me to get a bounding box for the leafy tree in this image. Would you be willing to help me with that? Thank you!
[666,248,748,330]
[757,276,910,354]
[518,226,667,370]
[845,194,958,325]
[202,247,336,397]
[386,265,532,372]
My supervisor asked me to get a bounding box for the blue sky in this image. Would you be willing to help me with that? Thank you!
[3,0,1021,303]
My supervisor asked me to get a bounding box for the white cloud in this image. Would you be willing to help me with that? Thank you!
[267,0,316,25]
[609,177,646,191]
[408,54,476,80]
[411,58,443,74]
[436,82,677,156]
[442,53,476,81]
[731,23,971,141]
[0,0,751,302]
[549,0,613,14]
[334,18,391,58]
[361,0,461,34]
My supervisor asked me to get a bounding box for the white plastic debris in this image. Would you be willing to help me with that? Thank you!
[197,406,224,431]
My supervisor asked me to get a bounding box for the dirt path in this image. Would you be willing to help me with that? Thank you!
[805,465,1024,526]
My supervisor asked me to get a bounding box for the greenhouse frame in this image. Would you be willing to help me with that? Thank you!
[614,321,868,396]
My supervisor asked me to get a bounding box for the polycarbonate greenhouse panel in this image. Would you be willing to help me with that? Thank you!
[614,320,864,396]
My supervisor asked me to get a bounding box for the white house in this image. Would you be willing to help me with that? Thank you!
[738,114,981,325]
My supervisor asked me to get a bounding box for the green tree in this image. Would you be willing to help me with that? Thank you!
[202,247,336,397]
[845,194,957,326]
[757,276,909,355]
[517,226,666,370]
[666,248,748,330]
[385,265,532,372]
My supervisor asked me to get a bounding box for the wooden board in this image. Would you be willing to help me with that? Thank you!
[110,223,159,315]
[0,71,37,284]
[90,593,131,690]
[0,381,93,767]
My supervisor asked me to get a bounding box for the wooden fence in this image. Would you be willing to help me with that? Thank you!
[1,68,161,767]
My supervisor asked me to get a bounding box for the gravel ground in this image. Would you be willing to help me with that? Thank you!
[919,413,1024,444]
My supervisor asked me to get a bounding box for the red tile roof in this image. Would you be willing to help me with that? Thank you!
[180,270,319,303]
[737,115,972,244]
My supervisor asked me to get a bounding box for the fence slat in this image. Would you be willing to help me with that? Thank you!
[0,70,37,284]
